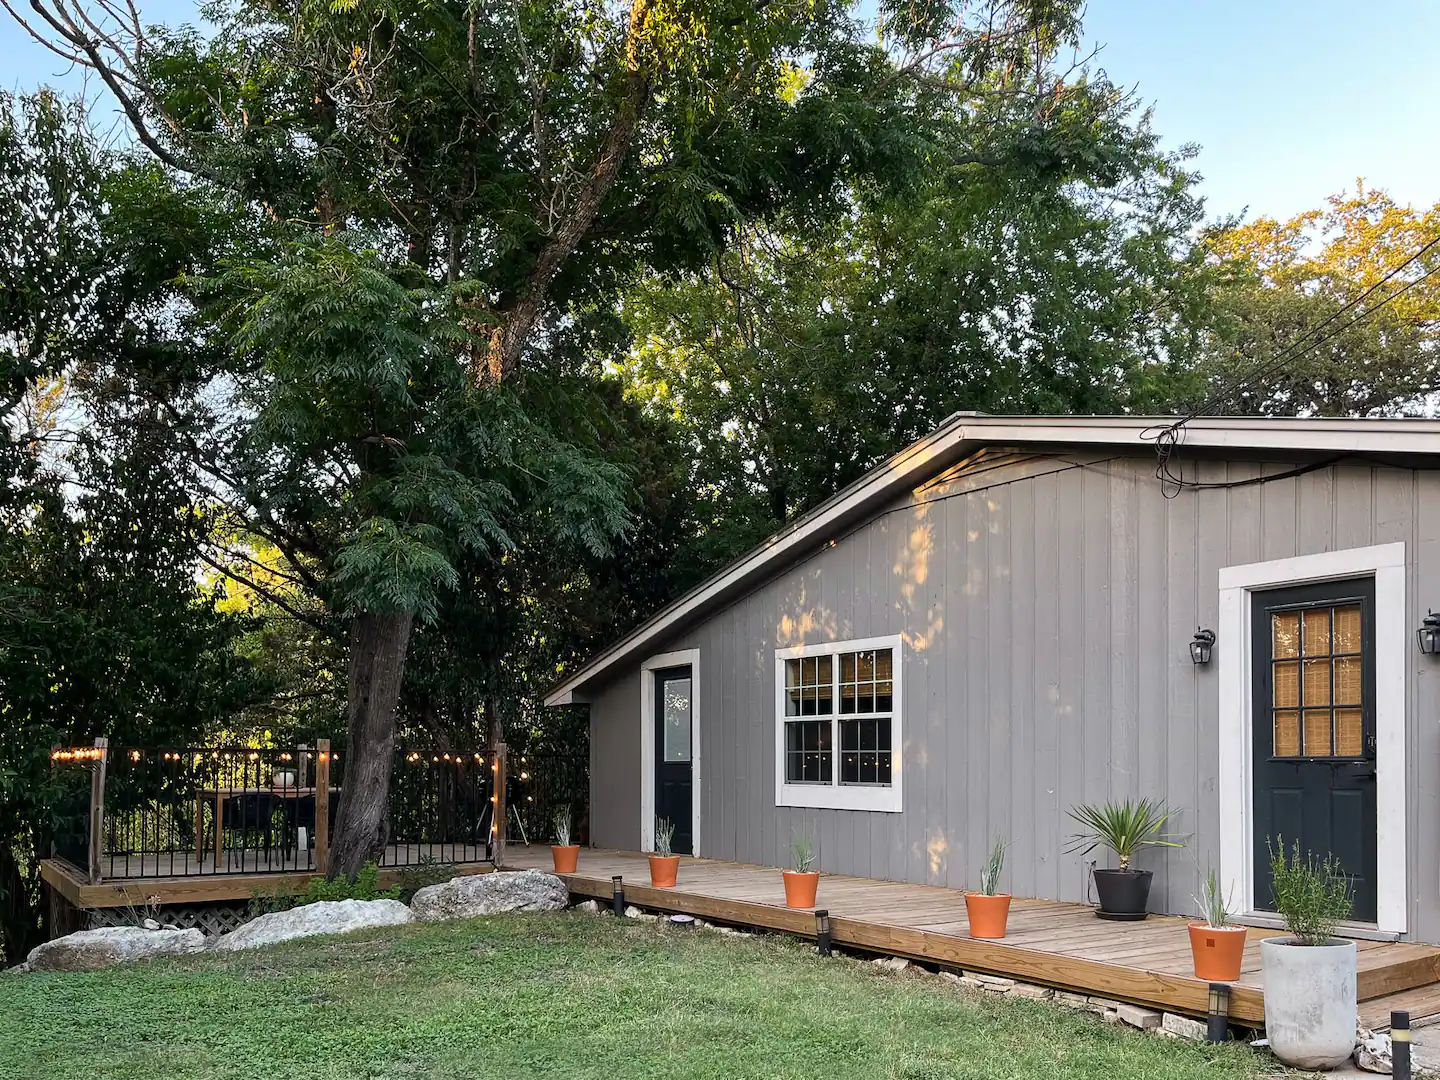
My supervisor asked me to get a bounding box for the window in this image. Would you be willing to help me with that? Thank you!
[1271,603,1365,758]
[775,636,902,812]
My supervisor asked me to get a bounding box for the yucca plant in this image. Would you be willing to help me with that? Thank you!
[551,808,571,848]
[979,836,1011,896]
[1193,864,1234,928]
[653,816,676,857]
[791,830,816,874]
[1065,798,1183,869]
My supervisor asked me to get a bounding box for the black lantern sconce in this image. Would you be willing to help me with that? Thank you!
[1190,628,1216,665]
[1418,612,1440,656]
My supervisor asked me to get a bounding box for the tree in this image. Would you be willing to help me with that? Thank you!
[618,103,1209,554]
[3,0,1123,874]
[1184,186,1440,416]
[0,91,270,957]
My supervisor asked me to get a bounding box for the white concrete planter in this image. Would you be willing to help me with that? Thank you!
[1260,937,1357,1070]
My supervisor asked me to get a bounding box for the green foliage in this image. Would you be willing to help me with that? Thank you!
[0,913,1273,1080]
[1173,187,1440,417]
[1193,865,1234,929]
[979,836,1011,897]
[249,861,401,917]
[1268,838,1353,946]
[552,809,572,848]
[652,816,675,857]
[790,829,815,874]
[1065,798,1184,871]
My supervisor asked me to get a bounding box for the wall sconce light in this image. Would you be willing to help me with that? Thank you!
[1190,628,1216,665]
[1418,612,1440,656]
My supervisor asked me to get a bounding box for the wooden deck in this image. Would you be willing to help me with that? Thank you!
[504,847,1440,1029]
[41,844,492,908]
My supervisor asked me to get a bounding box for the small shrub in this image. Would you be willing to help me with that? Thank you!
[1065,798,1184,870]
[1268,837,1352,945]
[978,836,1011,896]
[246,861,401,917]
[790,830,815,874]
[1192,864,1234,929]
[653,817,675,857]
[552,809,571,848]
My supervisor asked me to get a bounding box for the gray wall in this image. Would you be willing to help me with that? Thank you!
[585,452,1440,939]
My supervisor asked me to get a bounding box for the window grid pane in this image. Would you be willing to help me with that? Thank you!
[839,717,892,786]
[785,720,832,783]
[1271,604,1365,760]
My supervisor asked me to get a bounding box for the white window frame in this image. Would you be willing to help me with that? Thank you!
[640,649,700,856]
[1216,542,1406,935]
[774,634,903,813]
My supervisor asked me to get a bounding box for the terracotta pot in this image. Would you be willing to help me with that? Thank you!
[551,845,579,874]
[649,854,680,888]
[964,893,1013,939]
[783,870,820,908]
[1188,922,1247,982]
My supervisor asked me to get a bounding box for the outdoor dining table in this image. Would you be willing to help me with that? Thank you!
[193,786,339,863]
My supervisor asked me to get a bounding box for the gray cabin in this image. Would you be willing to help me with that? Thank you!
[545,414,1440,943]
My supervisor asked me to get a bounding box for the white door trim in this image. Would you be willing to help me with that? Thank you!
[640,649,701,856]
[1217,542,1407,935]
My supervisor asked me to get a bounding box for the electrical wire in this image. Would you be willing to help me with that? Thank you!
[1147,236,1440,497]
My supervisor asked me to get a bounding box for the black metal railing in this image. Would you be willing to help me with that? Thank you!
[48,742,589,881]
[102,746,323,879]
[509,751,589,845]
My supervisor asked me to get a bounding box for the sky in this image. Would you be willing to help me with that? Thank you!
[3,0,1438,224]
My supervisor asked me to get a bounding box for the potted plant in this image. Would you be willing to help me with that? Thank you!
[782,831,820,908]
[1065,798,1182,919]
[649,817,680,887]
[1260,839,1356,1070]
[551,808,579,874]
[1188,865,1246,981]
[964,836,1012,939]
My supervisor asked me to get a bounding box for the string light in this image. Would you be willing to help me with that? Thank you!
[51,747,104,762]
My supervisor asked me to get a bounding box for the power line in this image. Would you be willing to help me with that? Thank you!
[1147,232,1440,497]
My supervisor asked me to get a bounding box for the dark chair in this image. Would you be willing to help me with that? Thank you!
[278,789,341,865]
[221,792,278,869]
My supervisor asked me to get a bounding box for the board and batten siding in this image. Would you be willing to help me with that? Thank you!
[584,452,1440,940]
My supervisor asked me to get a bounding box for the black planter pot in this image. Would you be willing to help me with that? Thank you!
[1092,868,1153,919]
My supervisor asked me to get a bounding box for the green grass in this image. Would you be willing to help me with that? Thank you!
[0,913,1273,1080]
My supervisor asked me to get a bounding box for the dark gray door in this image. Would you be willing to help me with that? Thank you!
[654,666,693,856]
[1251,579,1377,922]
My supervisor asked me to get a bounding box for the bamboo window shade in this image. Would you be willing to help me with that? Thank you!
[1271,604,1364,758]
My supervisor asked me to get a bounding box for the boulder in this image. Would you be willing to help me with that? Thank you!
[410,869,569,922]
[27,926,206,972]
[216,899,412,952]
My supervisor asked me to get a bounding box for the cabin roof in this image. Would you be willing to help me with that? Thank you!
[543,413,1440,705]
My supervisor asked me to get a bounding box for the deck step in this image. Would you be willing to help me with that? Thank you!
[1361,982,1440,1031]
[1358,944,1440,1002]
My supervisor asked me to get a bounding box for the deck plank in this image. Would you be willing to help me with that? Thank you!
[500,847,1440,1025]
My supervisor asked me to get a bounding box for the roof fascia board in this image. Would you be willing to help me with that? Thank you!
[545,415,1440,705]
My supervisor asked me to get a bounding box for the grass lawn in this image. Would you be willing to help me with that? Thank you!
[0,912,1276,1080]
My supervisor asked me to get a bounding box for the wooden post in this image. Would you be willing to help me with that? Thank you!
[493,742,507,868]
[88,737,109,885]
[315,738,331,877]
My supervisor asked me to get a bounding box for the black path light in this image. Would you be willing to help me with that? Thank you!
[1190,628,1217,665]
[1417,612,1440,655]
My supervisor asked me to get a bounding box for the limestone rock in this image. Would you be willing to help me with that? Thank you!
[1162,1012,1208,1041]
[216,899,412,952]
[410,869,568,922]
[1008,984,1055,1001]
[964,971,1015,987]
[872,956,911,973]
[1055,992,1091,1009]
[573,900,600,915]
[27,926,205,972]
[1355,1023,1391,1074]
[1116,1003,1162,1030]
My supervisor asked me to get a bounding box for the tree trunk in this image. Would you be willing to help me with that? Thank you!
[329,608,415,879]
